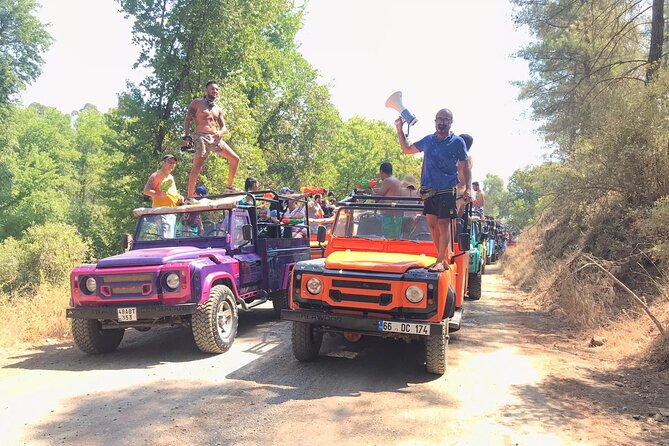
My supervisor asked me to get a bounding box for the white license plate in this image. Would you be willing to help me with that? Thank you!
[378,320,430,336]
[117,307,137,322]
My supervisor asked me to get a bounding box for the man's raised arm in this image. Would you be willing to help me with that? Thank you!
[395,117,419,154]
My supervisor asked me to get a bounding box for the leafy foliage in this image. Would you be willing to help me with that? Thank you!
[0,0,52,104]
[0,223,90,292]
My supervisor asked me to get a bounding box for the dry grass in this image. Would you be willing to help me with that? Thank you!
[502,223,669,370]
[501,224,555,292]
[587,300,669,367]
[0,284,72,347]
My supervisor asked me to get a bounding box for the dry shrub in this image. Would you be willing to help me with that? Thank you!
[588,297,669,370]
[548,268,619,327]
[0,283,72,347]
[502,222,561,292]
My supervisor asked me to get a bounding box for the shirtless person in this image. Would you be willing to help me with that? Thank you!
[182,80,240,198]
[456,134,474,216]
[472,181,485,209]
[373,162,403,197]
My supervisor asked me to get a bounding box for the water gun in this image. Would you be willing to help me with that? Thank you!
[355,179,377,189]
[281,218,303,225]
[159,178,173,191]
[302,186,326,195]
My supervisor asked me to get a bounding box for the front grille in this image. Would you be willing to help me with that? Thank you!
[329,290,392,306]
[331,279,391,291]
[99,273,155,297]
[102,274,153,284]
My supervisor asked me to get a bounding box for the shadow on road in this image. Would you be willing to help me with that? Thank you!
[2,306,279,372]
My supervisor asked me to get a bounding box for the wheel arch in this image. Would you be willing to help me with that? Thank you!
[201,273,239,304]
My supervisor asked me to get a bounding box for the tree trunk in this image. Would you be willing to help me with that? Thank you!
[646,0,665,81]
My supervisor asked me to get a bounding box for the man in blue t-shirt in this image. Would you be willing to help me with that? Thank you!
[395,108,471,272]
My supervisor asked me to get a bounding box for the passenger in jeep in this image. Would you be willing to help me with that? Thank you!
[284,199,307,238]
[143,154,185,238]
[395,108,471,272]
[372,162,402,198]
[143,154,184,208]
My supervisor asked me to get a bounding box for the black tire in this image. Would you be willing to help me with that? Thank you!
[272,290,289,318]
[291,321,323,361]
[481,258,486,275]
[468,272,482,300]
[425,324,448,375]
[192,285,238,354]
[486,255,491,265]
[71,319,124,354]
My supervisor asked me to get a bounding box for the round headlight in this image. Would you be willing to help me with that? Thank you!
[165,272,180,290]
[306,277,322,295]
[405,285,424,303]
[85,277,97,293]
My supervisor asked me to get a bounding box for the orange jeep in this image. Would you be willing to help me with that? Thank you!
[281,193,470,374]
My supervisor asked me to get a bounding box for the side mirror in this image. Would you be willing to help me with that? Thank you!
[458,233,470,251]
[317,225,327,243]
[120,233,133,252]
[242,224,253,241]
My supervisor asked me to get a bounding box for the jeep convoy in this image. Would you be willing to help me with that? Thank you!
[67,189,499,374]
[67,192,310,355]
[280,193,474,374]
[467,208,486,300]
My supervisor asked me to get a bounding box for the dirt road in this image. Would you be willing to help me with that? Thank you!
[1,266,667,445]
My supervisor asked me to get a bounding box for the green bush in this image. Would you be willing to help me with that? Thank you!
[0,237,21,290]
[0,223,91,292]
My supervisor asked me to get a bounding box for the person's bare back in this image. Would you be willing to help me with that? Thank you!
[378,175,403,197]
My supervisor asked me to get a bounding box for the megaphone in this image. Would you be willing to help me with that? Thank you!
[385,91,417,127]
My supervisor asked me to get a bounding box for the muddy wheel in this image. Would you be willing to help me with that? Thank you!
[291,321,323,361]
[192,285,238,354]
[486,255,491,265]
[71,319,124,354]
[425,324,448,375]
[272,290,289,318]
[468,272,482,300]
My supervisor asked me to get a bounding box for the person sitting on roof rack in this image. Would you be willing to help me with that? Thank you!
[183,185,208,237]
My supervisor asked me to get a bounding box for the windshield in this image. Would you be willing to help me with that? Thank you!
[333,208,432,241]
[135,209,229,241]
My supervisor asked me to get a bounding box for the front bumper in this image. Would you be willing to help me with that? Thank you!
[66,303,197,320]
[281,309,445,335]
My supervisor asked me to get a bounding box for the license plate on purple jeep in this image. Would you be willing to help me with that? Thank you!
[117,307,137,322]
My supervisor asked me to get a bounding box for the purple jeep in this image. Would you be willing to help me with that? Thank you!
[66,193,310,354]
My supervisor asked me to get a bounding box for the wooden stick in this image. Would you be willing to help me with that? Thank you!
[581,254,666,338]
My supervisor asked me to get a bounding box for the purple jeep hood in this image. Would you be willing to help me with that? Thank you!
[96,246,227,268]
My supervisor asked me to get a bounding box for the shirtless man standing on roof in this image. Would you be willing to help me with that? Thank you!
[182,80,240,198]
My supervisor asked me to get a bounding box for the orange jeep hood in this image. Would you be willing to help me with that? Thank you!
[325,251,435,274]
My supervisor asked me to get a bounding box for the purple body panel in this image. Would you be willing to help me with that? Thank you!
[97,247,228,268]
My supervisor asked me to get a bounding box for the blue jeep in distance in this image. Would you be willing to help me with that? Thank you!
[67,192,310,355]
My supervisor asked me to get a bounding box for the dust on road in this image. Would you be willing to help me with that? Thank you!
[0,265,666,445]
